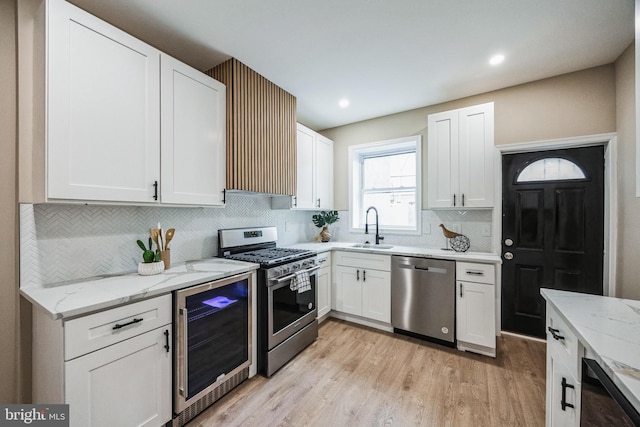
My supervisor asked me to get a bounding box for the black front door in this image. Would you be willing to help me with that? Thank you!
[501,146,604,338]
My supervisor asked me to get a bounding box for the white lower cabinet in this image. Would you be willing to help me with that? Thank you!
[316,252,332,321]
[545,304,583,427]
[65,327,172,427]
[455,262,496,357]
[32,295,172,427]
[333,251,391,324]
[547,350,581,427]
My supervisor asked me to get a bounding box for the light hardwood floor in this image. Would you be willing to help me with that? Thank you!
[189,318,546,427]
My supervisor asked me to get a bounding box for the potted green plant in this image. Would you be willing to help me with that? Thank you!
[312,211,340,242]
[136,237,164,275]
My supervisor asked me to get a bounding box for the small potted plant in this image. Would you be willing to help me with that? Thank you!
[312,211,340,242]
[136,237,164,275]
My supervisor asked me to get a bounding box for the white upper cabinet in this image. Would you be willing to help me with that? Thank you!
[160,55,226,206]
[47,0,160,203]
[294,124,317,209]
[28,0,226,205]
[427,102,495,208]
[315,133,334,210]
[274,123,334,210]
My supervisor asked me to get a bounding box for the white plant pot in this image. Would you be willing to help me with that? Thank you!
[138,261,165,276]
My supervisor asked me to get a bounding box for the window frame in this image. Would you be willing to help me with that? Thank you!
[348,135,422,235]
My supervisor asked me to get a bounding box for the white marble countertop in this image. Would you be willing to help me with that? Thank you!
[286,241,502,264]
[541,288,640,412]
[21,258,259,320]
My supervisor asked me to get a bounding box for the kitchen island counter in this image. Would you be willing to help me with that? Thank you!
[541,288,640,413]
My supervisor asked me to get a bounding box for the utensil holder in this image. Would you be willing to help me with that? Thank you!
[161,250,171,270]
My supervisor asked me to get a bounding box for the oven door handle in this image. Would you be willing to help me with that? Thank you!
[272,265,321,284]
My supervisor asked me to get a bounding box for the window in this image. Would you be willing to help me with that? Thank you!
[516,158,586,182]
[349,136,421,233]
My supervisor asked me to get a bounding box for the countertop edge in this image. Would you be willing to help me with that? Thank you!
[21,259,259,320]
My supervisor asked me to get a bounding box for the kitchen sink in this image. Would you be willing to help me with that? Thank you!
[350,243,394,249]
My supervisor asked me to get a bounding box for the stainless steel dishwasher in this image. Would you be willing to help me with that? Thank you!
[391,256,455,345]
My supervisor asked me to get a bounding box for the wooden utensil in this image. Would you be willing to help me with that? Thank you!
[164,228,175,250]
[150,228,161,252]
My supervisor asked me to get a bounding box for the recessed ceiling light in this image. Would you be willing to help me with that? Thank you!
[338,99,349,108]
[489,54,505,66]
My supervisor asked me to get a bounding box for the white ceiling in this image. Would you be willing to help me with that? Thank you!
[68,0,634,131]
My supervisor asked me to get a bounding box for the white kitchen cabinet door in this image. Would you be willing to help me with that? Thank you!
[427,102,494,208]
[456,280,495,348]
[458,104,495,207]
[547,351,581,427]
[161,54,226,205]
[316,253,332,320]
[295,124,316,209]
[333,266,362,316]
[47,0,160,203]
[65,326,172,427]
[361,269,391,323]
[315,134,334,209]
[427,110,459,208]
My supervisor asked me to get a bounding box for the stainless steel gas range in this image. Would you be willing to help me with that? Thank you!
[219,226,318,377]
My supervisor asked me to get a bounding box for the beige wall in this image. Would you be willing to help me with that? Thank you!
[0,0,20,403]
[322,65,616,211]
[616,43,638,300]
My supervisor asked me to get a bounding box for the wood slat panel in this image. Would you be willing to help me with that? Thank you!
[207,58,296,195]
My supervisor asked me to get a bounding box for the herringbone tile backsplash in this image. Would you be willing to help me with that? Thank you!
[20,195,493,288]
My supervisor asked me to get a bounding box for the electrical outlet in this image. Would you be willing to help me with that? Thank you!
[481,224,491,237]
[451,223,461,233]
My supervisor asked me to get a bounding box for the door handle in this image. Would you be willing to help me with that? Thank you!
[356,269,360,281]
[363,270,366,282]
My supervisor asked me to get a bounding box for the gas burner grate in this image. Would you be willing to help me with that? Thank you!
[226,247,313,266]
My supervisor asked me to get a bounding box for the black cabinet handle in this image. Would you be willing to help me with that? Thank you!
[453,194,456,206]
[293,196,297,207]
[153,181,158,201]
[112,318,143,330]
[363,270,366,282]
[222,189,226,204]
[356,269,360,281]
[164,329,170,353]
[561,377,575,411]
[548,326,565,341]
[462,193,465,207]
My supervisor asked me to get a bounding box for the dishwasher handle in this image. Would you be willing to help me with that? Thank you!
[397,264,449,274]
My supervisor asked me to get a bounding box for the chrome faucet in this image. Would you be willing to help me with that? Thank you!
[365,206,384,245]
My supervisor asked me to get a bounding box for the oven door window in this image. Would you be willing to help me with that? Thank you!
[185,278,248,400]
[272,276,316,334]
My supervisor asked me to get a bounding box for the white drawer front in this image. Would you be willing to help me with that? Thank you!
[546,304,582,378]
[334,251,390,271]
[456,262,495,284]
[317,251,331,265]
[65,294,172,360]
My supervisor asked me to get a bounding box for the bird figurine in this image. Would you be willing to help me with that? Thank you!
[439,223,471,252]
[439,224,461,238]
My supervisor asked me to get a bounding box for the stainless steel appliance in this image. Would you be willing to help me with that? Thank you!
[219,226,318,377]
[580,358,640,426]
[391,255,456,345]
[173,272,253,426]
